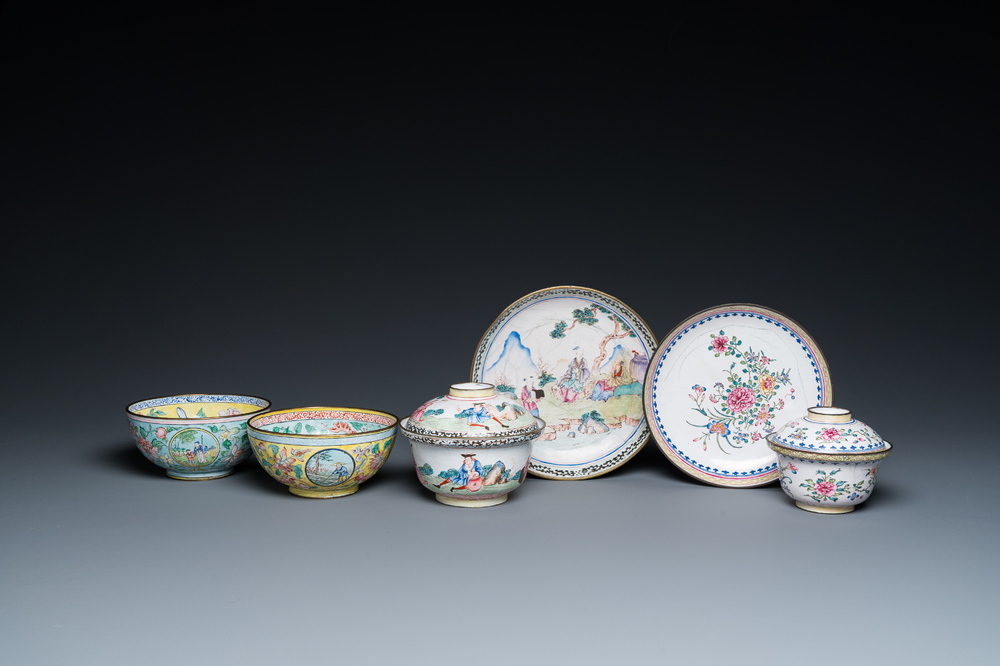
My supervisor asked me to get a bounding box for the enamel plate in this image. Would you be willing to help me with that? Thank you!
[643,304,832,487]
[472,286,656,479]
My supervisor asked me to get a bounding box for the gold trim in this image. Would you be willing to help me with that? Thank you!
[796,501,855,514]
[247,407,398,439]
[806,406,852,423]
[448,383,497,398]
[768,436,893,462]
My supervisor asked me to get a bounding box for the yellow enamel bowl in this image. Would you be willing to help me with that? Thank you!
[248,407,398,498]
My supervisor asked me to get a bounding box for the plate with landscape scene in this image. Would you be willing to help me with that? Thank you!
[643,304,832,487]
[471,286,657,479]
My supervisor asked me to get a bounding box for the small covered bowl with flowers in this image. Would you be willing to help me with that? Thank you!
[400,382,544,508]
[767,406,892,514]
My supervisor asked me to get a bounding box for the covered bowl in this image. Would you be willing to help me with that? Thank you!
[400,382,544,507]
[767,406,892,514]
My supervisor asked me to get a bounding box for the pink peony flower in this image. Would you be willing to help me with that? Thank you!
[155,427,167,439]
[819,428,842,442]
[726,386,756,413]
[712,336,729,353]
[815,481,836,496]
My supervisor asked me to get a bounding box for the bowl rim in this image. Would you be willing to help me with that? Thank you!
[126,393,272,420]
[247,406,399,439]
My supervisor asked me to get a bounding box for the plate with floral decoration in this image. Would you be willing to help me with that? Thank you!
[471,286,656,479]
[643,304,832,487]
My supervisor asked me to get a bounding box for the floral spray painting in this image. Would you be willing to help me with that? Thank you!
[644,304,833,487]
[473,287,656,479]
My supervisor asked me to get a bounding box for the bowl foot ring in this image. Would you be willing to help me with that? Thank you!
[795,501,855,514]
[289,486,359,499]
[435,494,508,508]
[166,470,234,481]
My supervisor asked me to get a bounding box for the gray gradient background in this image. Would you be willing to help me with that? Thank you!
[2,6,996,665]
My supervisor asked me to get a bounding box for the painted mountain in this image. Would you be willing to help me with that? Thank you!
[598,344,633,374]
[485,331,539,383]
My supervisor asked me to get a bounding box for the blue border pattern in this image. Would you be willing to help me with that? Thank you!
[130,394,270,412]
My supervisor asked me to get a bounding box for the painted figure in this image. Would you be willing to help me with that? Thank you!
[520,377,540,417]
[436,453,483,491]
[608,359,631,388]
[589,379,615,402]
[330,462,350,484]
[483,401,523,424]
[456,403,508,430]
[559,347,590,403]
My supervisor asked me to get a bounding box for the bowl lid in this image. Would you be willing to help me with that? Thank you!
[401,382,543,442]
[767,407,888,454]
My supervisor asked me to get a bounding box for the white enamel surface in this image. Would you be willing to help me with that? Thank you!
[472,287,655,478]
[645,305,831,486]
[776,453,883,510]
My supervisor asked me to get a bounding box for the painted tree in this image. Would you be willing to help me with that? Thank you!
[549,305,637,373]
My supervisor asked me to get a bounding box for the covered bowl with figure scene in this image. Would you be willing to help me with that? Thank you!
[400,382,544,507]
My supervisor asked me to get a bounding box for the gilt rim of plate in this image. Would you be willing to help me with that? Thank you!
[126,393,271,422]
[643,303,833,488]
[247,407,399,439]
[471,285,657,480]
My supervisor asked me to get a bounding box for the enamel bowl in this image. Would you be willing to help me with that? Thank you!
[126,393,271,480]
[400,383,544,508]
[247,407,398,498]
[767,406,892,514]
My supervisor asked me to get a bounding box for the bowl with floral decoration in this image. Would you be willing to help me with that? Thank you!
[247,407,398,498]
[127,393,271,480]
[767,406,892,514]
[400,382,545,508]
